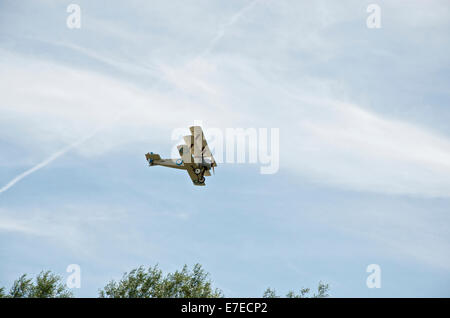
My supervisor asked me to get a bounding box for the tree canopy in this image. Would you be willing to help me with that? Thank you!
[263,281,330,298]
[0,271,72,298]
[1,264,329,298]
[99,263,223,298]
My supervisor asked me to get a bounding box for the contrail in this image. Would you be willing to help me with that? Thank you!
[197,0,261,59]
[0,128,100,195]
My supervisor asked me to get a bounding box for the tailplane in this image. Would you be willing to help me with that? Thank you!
[145,152,161,166]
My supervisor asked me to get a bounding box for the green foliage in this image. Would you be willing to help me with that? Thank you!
[263,281,330,298]
[8,274,33,298]
[262,287,279,298]
[3,271,72,298]
[2,266,330,298]
[99,263,223,298]
[315,281,330,298]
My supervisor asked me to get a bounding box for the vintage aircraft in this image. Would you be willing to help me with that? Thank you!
[145,126,217,186]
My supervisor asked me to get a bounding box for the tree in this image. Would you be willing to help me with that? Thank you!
[99,263,223,298]
[1,266,330,298]
[1,271,72,298]
[263,281,330,298]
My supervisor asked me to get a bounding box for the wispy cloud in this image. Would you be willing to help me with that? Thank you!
[283,94,450,197]
[0,127,100,194]
[197,0,262,59]
[2,47,450,198]
[0,0,263,195]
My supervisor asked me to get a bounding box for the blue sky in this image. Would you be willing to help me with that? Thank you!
[0,0,450,297]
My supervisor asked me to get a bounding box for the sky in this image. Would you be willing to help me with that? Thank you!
[0,0,449,297]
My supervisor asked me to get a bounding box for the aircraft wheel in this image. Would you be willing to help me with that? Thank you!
[198,176,205,183]
[194,168,201,175]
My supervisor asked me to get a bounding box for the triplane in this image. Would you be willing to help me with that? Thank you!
[145,126,217,186]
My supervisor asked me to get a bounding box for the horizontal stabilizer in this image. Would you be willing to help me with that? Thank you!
[145,152,161,165]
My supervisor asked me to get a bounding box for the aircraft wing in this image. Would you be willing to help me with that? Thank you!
[177,144,205,186]
[185,126,217,167]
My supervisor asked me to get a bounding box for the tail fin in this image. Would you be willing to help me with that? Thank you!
[145,152,161,166]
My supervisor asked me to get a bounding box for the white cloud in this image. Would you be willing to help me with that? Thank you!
[282,94,450,197]
[0,51,233,151]
[2,48,450,198]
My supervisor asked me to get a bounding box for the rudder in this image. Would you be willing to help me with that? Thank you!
[145,152,161,165]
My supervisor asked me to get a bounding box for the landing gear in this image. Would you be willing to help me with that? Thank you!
[194,168,205,184]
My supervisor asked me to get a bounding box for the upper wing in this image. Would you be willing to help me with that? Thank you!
[176,126,217,186]
[184,126,217,167]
